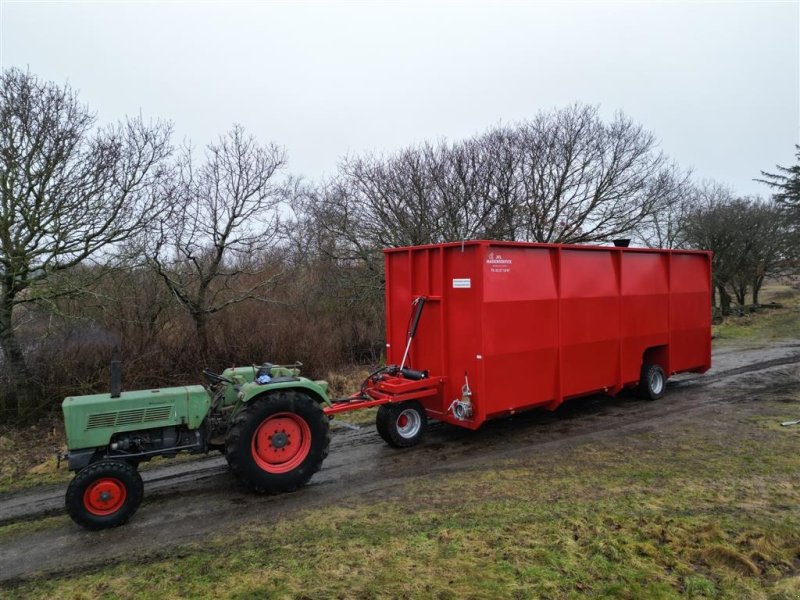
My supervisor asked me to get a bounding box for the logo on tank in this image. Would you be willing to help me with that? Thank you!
[486,252,512,273]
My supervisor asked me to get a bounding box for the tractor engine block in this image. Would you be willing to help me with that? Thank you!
[109,426,205,459]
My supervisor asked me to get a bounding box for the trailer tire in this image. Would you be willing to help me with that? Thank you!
[376,401,428,448]
[225,391,329,493]
[65,460,143,530]
[637,363,666,400]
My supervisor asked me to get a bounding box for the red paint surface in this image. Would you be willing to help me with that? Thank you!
[384,241,712,430]
[251,412,312,473]
[83,477,127,516]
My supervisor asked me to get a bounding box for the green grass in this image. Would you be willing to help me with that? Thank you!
[0,515,69,541]
[6,392,799,600]
[330,406,378,427]
[713,282,800,347]
[713,309,800,346]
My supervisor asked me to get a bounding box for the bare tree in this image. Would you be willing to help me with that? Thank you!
[303,105,686,296]
[682,182,744,314]
[727,199,789,305]
[510,106,687,243]
[147,126,288,360]
[636,194,693,249]
[683,183,790,313]
[0,68,172,419]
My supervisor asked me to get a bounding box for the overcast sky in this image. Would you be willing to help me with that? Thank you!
[1,0,798,196]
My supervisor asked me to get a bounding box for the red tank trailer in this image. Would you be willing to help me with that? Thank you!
[329,240,712,439]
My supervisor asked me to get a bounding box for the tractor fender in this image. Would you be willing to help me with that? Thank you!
[237,378,331,408]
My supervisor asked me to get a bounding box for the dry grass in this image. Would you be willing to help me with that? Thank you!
[326,366,380,426]
[0,416,70,493]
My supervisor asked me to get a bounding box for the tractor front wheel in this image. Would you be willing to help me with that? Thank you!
[225,391,330,493]
[65,460,143,530]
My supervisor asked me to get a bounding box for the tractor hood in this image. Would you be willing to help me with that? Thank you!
[62,385,211,451]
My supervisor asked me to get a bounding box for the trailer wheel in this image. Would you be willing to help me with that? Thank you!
[376,401,428,448]
[225,391,330,493]
[65,460,143,530]
[637,363,666,400]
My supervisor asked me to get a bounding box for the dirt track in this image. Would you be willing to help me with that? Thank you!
[1,341,798,583]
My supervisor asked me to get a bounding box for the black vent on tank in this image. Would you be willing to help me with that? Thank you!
[613,239,631,248]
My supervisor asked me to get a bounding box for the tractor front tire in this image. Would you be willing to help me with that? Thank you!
[65,460,143,530]
[376,401,428,448]
[225,391,330,493]
[637,363,666,401]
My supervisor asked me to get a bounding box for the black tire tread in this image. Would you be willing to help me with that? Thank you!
[225,391,330,493]
[375,401,427,448]
[637,363,666,401]
[65,460,143,531]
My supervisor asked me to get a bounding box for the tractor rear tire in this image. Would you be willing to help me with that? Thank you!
[65,460,143,530]
[225,391,330,493]
[637,363,666,401]
[376,401,428,448]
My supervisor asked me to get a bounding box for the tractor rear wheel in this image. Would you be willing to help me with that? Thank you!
[65,460,143,530]
[225,391,330,493]
[376,401,428,448]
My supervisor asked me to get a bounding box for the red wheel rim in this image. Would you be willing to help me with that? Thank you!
[251,412,312,474]
[83,477,127,516]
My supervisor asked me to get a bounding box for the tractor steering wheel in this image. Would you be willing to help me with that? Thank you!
[202,369,233,385]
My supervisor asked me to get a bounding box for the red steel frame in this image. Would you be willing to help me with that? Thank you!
[323,374,443,415]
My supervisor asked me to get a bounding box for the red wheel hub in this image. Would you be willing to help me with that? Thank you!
[251,412,312,474]
[83,477,127,516]
[397,414,409,428]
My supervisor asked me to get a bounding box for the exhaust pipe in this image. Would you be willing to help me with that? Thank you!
[110,346,122,398]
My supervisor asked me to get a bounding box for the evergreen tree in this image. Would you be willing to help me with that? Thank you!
[757,145,800,210]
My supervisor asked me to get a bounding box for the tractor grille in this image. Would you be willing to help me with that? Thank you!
[116,409,146,425]
[86,413,116,429]
[86,405,174,430]
[144,405,173,421]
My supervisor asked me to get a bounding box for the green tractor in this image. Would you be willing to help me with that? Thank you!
[62,299,441,530]
[61,361,333,530]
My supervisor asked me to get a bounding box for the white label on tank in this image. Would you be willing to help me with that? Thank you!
[453,278,471,289]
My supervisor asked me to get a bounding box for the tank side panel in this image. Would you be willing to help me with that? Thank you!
[385,251,412,367]
[409,247,443,380]
[482,246,559,416]
[439,245,482,423]
[669,253,712,373]
[385,247,446,416]
[620,252,670,382]
[560,249,621,397]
